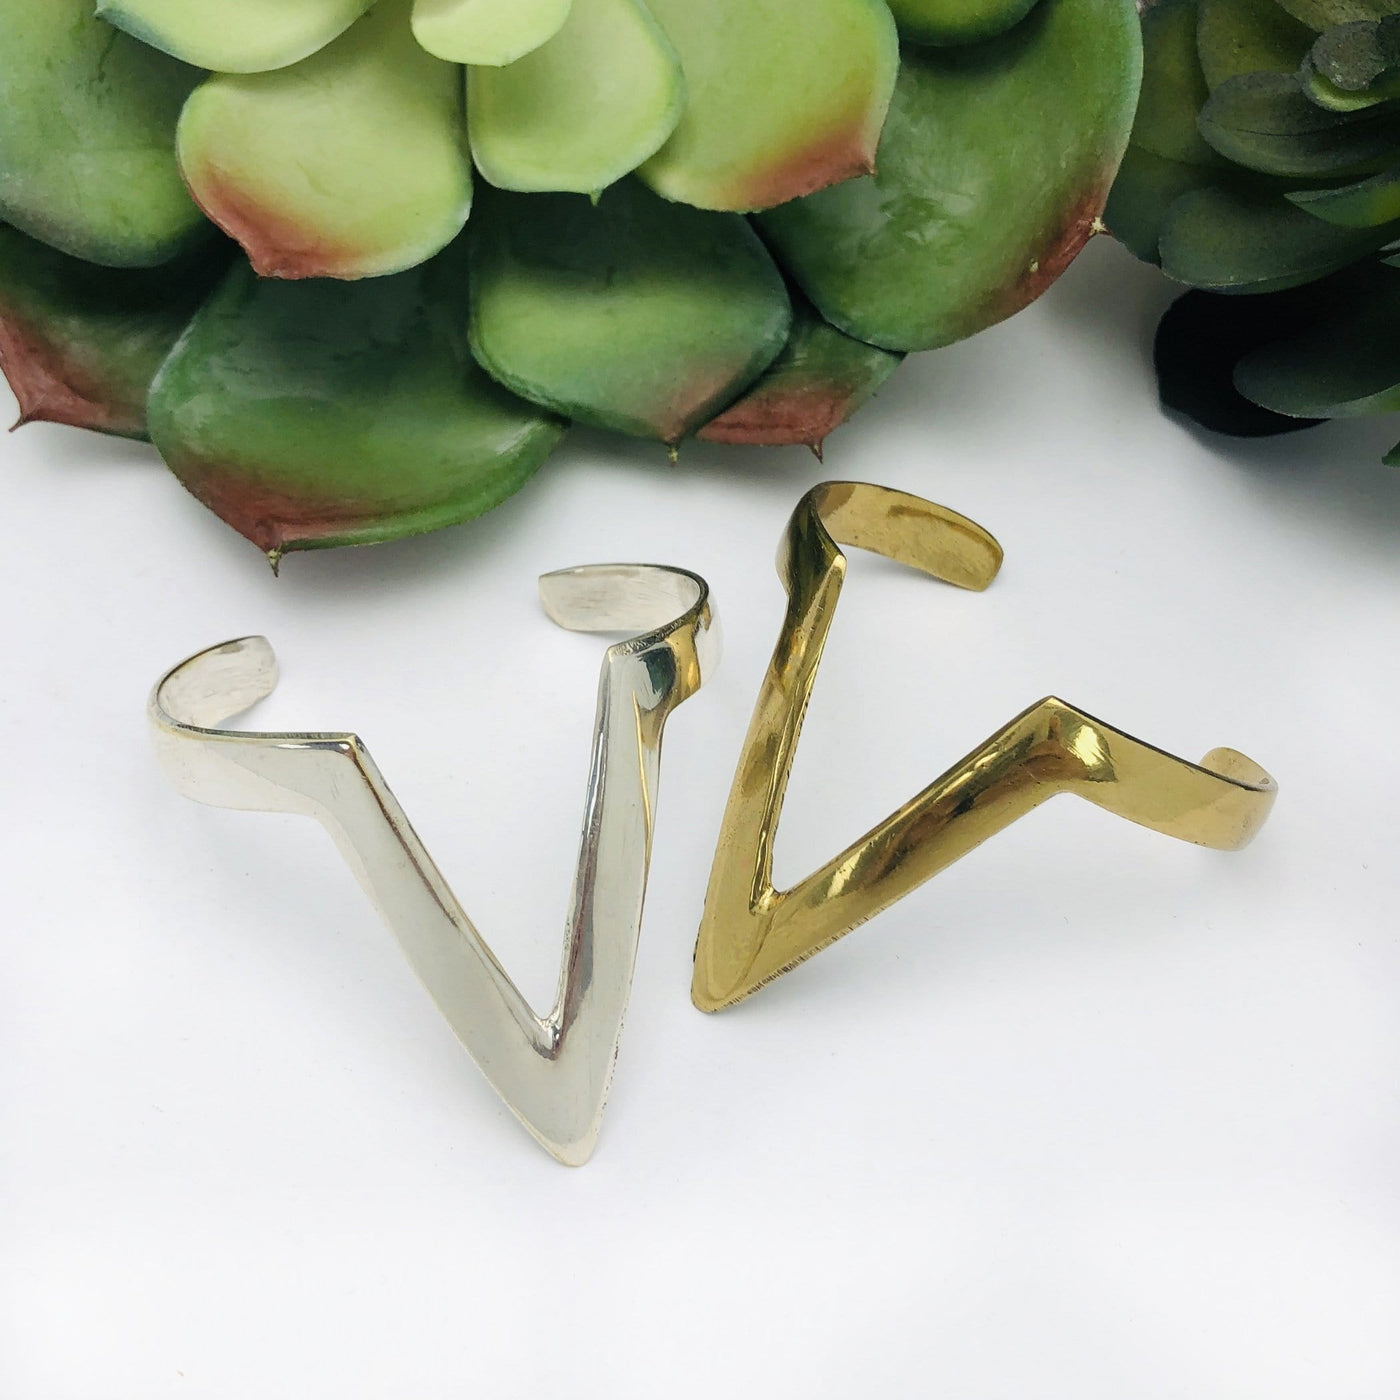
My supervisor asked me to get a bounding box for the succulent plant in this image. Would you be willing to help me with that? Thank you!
[1107,0,1400,449]
[1,0,1141,562]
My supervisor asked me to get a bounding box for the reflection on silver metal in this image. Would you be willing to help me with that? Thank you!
[150,565,718,1166]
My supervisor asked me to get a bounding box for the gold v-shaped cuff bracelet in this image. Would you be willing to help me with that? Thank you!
[690,482,1277,1012]
[150,565,718,1166]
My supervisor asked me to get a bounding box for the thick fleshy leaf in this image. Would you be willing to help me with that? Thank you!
[413,0,572,65]
[1196,0,1315,89]
[637,0,898,211]
[96,0,373,74]
[1104,146,1214,261]
[1300,61,1400,109]
[1106,0,1219,261]
[177,0,473,280]
[467,0,682,195]
[758,0,1143,351]
[147,245,564,559]
[699,298,903,451]
[1287,160,1400,222]
[1299,18,1400,108]
[1197,71,1400,177]
[1308,16,1400,82]
[1153,285,1326,433]
[885,0,1041,46]
[468,182,791,441]
[1273,0,1394,30]
[1158,184,1397,289]
[0,0,205,267]
[0,225,230,439]
[1133,0,1220,166]
[1234,258,1400,414]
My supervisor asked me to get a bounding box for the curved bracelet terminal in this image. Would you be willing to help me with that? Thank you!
[691,482,1276,1012]
[151,564,718,1165]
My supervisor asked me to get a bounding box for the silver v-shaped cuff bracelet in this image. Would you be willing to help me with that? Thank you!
[149,564,719,1165]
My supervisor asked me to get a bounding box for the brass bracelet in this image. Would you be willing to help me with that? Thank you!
[692,482,1276,1012]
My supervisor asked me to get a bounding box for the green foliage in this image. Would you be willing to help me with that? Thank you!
[0,0,1143,557]
[1109,0,1400,455]
[467,182,792,441]
[148,243,566,560]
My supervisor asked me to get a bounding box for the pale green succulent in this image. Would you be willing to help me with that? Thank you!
[0,0,1142,561]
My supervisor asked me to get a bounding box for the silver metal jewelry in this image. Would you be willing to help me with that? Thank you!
[150,564,718,1165]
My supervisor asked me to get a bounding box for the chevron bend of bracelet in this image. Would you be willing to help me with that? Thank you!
[691,482,1277,1012]
[150,564,718,1165]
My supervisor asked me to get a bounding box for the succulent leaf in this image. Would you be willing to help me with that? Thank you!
[95,0,374,74]
[1273,0,1395,31]
[1153,284,1326,433]
[1196,0,1316,89]
[1233,258,1400,413]
[467,182,792,442]
[1299,18,1400,107]
[412,0,573,65]
[0,224,231,439]
[885,0,1042,47]
[699,297,904,451]
[637,0,899,211]
[1104,0,1222,261]
[147,244,565,560]
[0,0,206,268]
[1134,0,1222,165]
[1286,158,1400,221]
[468,0,683,195]
[1158,183,1398,289]
[176,0,473,281]
[1103,146,1216,261]
[758,0,1143,351]
[1299,60,1400,106]
[1308,15,1400,82]
[1197,71,1400,177]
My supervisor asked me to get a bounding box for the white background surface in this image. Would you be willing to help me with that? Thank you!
[2,240,1398,1399]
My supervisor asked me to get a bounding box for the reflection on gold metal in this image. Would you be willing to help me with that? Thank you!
[691,482,1277,1013]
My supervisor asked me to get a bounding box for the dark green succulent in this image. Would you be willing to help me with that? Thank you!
[1107,0,1400,450]
[0,0,1142,562]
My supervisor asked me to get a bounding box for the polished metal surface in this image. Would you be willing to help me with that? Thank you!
[151,564,718,1165]
[691,482,1277,1012]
